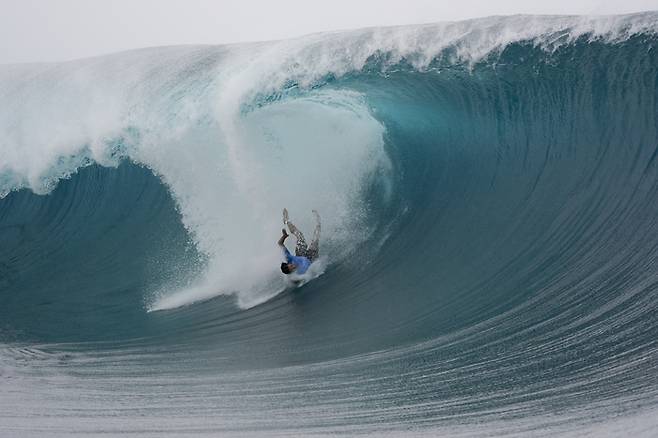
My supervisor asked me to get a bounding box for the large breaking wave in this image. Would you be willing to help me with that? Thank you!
[1,12,658,437]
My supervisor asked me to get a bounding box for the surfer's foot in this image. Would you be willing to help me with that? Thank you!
[283,208,289,225]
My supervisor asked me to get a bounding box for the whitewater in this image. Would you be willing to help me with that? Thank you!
[1,12,658,437]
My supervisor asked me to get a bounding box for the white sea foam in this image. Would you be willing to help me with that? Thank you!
[2,12,657,308]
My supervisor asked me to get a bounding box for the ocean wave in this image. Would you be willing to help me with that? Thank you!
[1,12,658,436]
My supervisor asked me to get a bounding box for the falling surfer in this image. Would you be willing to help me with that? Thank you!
[278,208,321,276]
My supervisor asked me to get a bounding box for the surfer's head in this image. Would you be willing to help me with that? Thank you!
[281,262,296,274]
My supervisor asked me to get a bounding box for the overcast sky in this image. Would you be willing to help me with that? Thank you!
[2,0,658,64]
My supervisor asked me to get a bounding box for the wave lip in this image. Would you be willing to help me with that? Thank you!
[2,12,658,198]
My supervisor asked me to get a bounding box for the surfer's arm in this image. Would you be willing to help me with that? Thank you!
[277,228,289,247]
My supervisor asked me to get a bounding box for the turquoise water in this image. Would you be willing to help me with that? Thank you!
[1,13,658,437]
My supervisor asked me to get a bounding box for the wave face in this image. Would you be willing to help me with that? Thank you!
[2,13,658,437]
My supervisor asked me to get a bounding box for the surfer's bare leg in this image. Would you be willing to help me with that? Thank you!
[308,210,321,260]
[283,208,308,254]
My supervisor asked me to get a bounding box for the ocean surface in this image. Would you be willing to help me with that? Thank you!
[1,12,658,437]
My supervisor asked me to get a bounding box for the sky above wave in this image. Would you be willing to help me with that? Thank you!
[1,0,658,64]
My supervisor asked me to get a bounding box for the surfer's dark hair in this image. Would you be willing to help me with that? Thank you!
[281,262,291,274]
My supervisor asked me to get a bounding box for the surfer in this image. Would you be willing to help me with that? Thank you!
[279,208,321,275]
